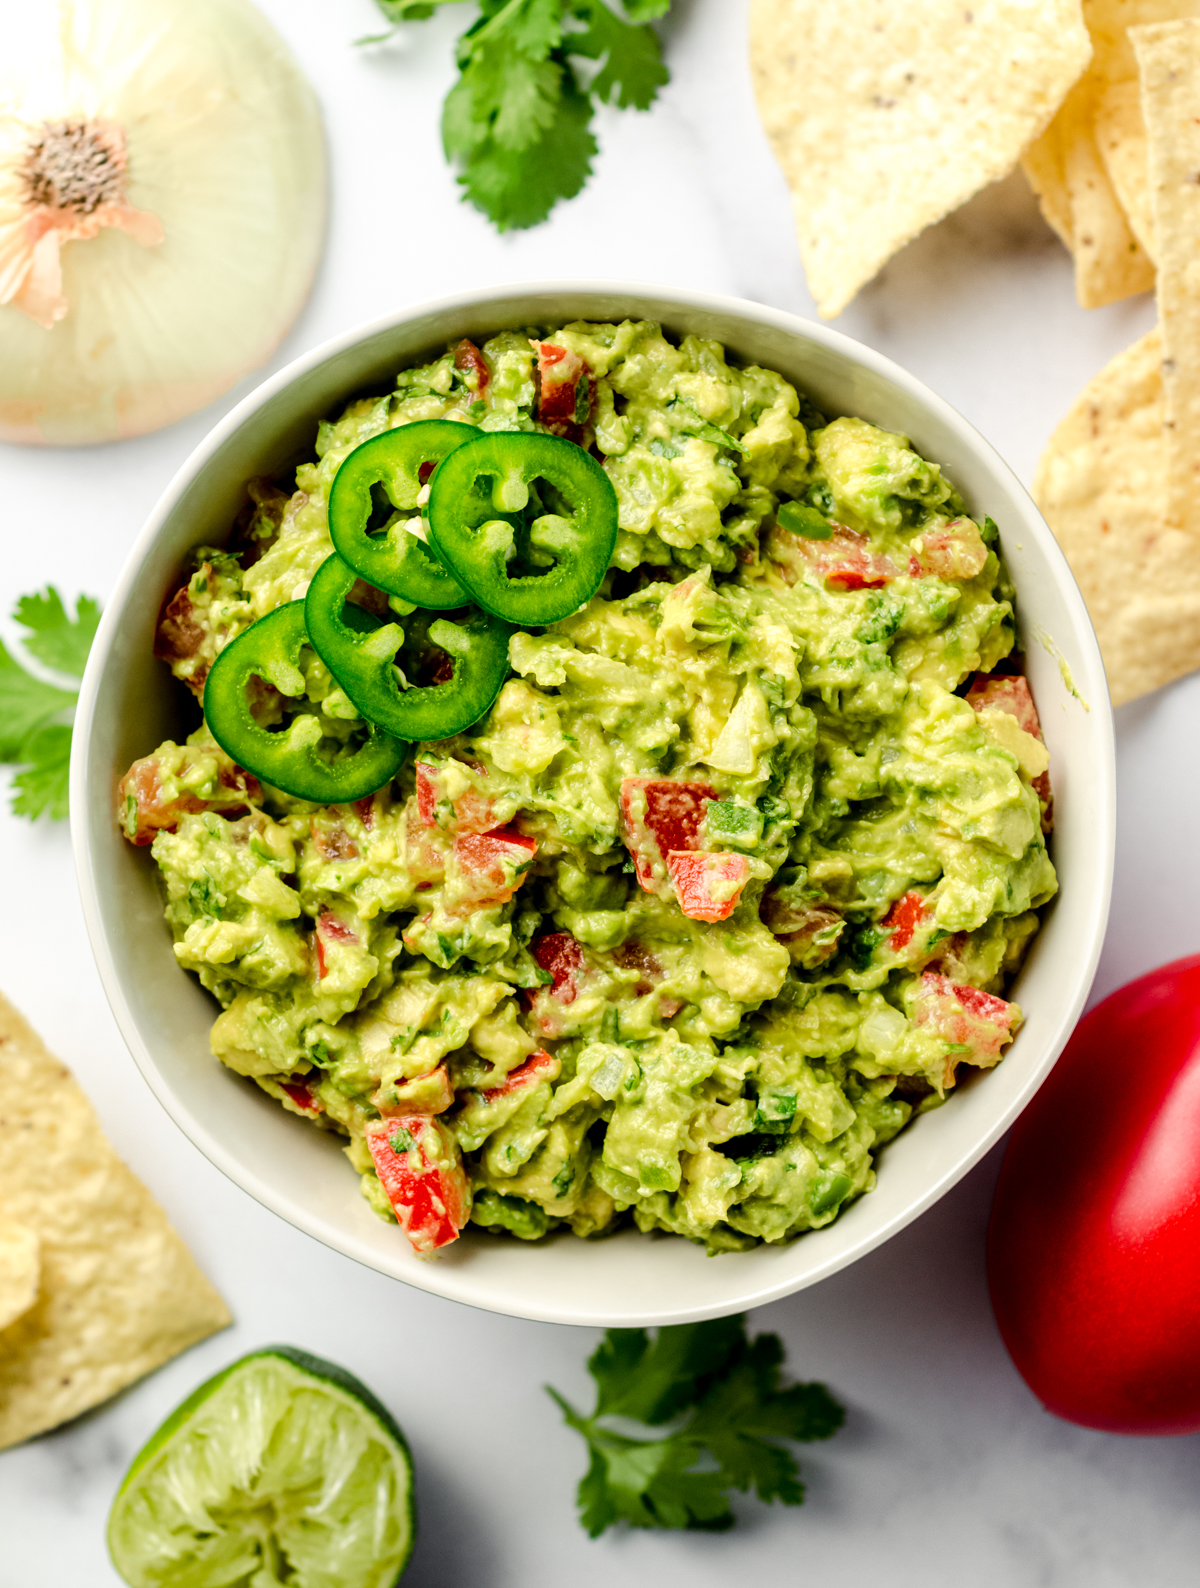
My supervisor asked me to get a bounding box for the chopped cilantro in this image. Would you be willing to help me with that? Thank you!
[0,587,101,821]
[548,1316,844,1535]
[368,0,673,231]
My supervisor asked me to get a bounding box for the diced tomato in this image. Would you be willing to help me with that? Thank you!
[666,851,750,922]
[417,460,436,486]
[481,1048,558,1104]
[154,583,206,669]
[453,826,537,906]
[532,932,586,1003]
[882,891,933,951]
[965,674,1042,739]
[536,341,592,436]
[620,778,716,891]
[382,1063,454,1117]
[912,972,1017,1076]
[966,673,1052,828]
[611,940,663,997]
[365,1116,470,1256]
[908,518,989,580]
[353,796,376,830]
[314,912,357,979]
[118,749,262,847]
[313,821,358,861]
[454,337,490,396]
[280,1076,324,1114]
[767,522,899,591]
[416,761,495,834]
[403,801,447,886]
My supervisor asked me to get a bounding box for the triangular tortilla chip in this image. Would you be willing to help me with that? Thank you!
[1133,17,1200,530]
[0,993,230,1450]
[1033,329,1200,704]
[750,0,1092,318]
[0,1220,39,1333]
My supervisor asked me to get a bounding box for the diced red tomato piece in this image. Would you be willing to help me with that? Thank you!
[416,761,495,834]
[280,1076,324,1114]
[912,972,1016,1074]
[454,337,490,396]
[666,851,750,922]
[314,912,357,978]
[365,1116,470,1256]
[620,778,716,891]
[536,341,592,435]
[882,891,933,951]
[767,522,899,591]
[966,673,1052,829]
[532,932,586,1003]
[353,795,376,830]
[481,1048,558,1104]
[908,518,989,580]
[453,826,537,906]
[965,674,1043,740]
[118,749,261,847]
[417,460,436,486]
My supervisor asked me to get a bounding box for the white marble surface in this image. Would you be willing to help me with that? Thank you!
[3,1,1200,1582]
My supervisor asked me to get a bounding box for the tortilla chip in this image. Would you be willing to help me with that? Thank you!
[1094,75,1157,258]
[749,0,1092,319]
[1033,328,1200,704]
[1133,18,1200,530]
[0,994,230,1450]
[1021,111,1075,249]
[1024,72,1156,305]
[0,1220,39,1333]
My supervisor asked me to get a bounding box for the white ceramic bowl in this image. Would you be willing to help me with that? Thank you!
[72,282,1115,1327]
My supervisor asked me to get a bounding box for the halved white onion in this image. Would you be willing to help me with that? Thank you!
[0,0,327,445]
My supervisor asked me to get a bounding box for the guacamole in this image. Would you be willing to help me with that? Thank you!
[119,320,1056,1256]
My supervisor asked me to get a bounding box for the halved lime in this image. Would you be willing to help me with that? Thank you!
[107,1345,415,1588]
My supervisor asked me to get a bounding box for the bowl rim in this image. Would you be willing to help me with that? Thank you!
[71,278,1116,1324]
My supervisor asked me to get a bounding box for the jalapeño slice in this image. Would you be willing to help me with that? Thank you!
[304,553,511,742]
[328,420,472,609]
[203,603,406,803]
[426,430,618,626]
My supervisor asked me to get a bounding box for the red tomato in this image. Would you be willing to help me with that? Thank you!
[531,931,585,1003]
[881,890,932,951]
[988,955,1200,1435]
[481,1048,558,1103]
[365,1115,470,1256]
[453,337,490,395]
[666,850,749,922]
[620,777,715,890]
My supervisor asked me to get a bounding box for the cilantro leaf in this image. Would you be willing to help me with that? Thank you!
[452,73,597,231]
[380,0,671,229]
[567,0,668,110]
[0,587,101,820]
[549,1315,844,1536]
[0,640,77,760]
[10,724,72,821]
[14,586,101,678]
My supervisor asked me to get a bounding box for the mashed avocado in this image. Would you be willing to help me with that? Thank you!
[121,321,1056,1255]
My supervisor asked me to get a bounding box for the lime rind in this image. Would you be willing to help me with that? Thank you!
[108,1346,415,1588]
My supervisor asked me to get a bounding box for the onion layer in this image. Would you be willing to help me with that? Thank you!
[0,0,327,446]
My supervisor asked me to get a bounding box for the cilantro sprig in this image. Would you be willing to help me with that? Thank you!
[367,0,672,231]
[0,588,100,820]
[548,1315,844,1535]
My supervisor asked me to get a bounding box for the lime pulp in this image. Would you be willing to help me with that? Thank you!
[107,1345,415,1588]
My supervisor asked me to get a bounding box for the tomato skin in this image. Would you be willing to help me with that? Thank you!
[988,954,1200,1435]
